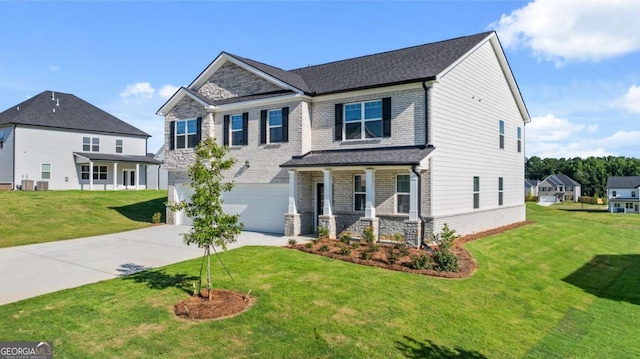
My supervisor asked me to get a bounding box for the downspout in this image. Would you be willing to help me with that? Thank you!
[422,81,431,146]
[12,124,16,190]
[411,165,426,248]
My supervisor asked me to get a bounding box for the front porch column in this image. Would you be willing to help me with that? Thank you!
[284,170,301,236]
[288,170,298,214]
[365,168,376,218]
[113,162,118,190]
[135,164,140,190]
[409,171,419,221]
[323,169,333,216]
[89,161,94,190]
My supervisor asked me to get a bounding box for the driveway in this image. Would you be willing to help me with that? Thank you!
[0,225,290,305]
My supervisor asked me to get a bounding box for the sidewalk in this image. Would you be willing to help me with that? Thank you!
[0,225,289,305]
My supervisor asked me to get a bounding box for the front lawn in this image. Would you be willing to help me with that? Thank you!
[1,203,639,358]
[0,190,167,248]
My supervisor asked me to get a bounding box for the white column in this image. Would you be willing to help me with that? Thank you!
[288,170,298,214]
[135,164,140,190]
[365,168,376,218]
[113,162,118,190]
[89,161,94,191]
[323,169,333,216]
[409,171,419,221]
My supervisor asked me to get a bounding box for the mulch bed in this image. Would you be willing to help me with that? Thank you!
[291,221,534,279]
[174,289,253,320]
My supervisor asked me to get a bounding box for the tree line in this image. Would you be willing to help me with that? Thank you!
[526,156,640,197]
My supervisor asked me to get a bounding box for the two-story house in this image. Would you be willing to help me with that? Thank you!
[538,174,581,203]
[158,31,530,245]
[0,91,159,190]
[607,176,640,213]
[525,179,540,198]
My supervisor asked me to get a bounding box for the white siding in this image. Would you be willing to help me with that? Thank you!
[13,125,147,190]
[0,125,15,184]
[430,41,526,224]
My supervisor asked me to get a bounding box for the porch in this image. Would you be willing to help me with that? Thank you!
[73,152,161,190]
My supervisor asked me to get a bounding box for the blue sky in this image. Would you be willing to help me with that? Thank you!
[1,0,638,158]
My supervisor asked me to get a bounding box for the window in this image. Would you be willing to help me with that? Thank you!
[397,174,410,214]
[499,120,505,149]
[498,177,504,206]
[41,163,51,180]
[92,137,100,152]
[83,137,90,151]
[473,176,480,209]
[626,203,634,209]
[0,131,4,149]
[344,100,382,140]
[267,109,283,143]
[231,114,244,146]
[632,191,637,198]
[116,139,123,153]
[517,127,522,152]
[175,119,198,149]
[612,191,617,197]
[354,175,366,211]
[81,165,107,180]
[614,203,620,208]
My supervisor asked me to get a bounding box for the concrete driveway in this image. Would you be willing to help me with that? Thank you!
[0,225,290,305]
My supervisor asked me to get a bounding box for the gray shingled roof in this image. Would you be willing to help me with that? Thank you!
[0,91,150,137]
[74,152,161,164]
[544,174,580,187]
[607,176,640,188]
[280,145,435,168]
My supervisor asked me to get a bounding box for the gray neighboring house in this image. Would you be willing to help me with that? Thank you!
[607,176,640,213]
[157,31,530,244]
[0,91,160,190]
[538,174,581,203]
[146,145,168,190]
[525,179,540,198]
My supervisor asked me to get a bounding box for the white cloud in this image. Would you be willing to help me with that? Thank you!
[526,114,597,141]
[119,82,155,99]
[611,85,640,113]
[599,130,640,149]
[489,0,640,64]
[158,84,179,99]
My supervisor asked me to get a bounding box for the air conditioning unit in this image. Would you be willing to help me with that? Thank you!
[36,181,49,190]
[21,179,34,191]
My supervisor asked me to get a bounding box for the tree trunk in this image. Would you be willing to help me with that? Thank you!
[207,245,212,301]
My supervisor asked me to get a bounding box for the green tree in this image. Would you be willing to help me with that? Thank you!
[170,138,243,299]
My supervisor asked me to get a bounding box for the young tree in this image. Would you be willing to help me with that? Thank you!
[170,137,243,299]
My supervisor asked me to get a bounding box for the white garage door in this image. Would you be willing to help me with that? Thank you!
[174,183,288,234]
[539,195,556,203]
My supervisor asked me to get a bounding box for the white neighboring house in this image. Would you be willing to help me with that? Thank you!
[158,31,530,244]
[0,91,160,190]
[146,145,168,190]
[607,176,640,214]
[538,174,581,203]
[525,179,540,198]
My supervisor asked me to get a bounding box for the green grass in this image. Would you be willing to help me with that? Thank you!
[1,203,639,358]
[0,190,167,248]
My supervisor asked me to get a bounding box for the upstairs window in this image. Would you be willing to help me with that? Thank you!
[92,138,100,152]
[498,177,504,206]
[176,119,198,149]
[83,137,100,152]
[231,114,244,146]
[396,174,410,214]
[354,175,366,212]
[83,137,90,151]
[116,139,123,153]
[499,120,505,149]
[612,190,617,197]
[473,176,480,209]
[517,127,522,152]
[0,131,4,149]
[335,98,391,141]
[223,113,248,147]
[41,163,51,180]
[268,110,283,143]
[632,190,637,198]
[260,108,289,144]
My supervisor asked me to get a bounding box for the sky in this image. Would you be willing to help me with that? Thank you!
[0,0,639,159]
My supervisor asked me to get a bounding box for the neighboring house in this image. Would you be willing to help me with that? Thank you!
[0,91,160,190]
[525,179,540,198]
[157,31,530,244]
[538,174,581,203]
[146,145,168,190]
[607,176,640,214]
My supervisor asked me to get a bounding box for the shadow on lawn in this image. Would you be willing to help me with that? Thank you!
[396,336,487,359]
[109,197,167,223]
[120,265,198,294]
[563,254,640,306]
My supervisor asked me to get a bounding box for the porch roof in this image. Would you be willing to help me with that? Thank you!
[280,145,435,168]
[73,152,162,164]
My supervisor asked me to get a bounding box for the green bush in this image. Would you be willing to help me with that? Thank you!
[305,242,313,249]
[429,223,460,272]
[363,226,375,245]
[318,226,329,239]
[288,238,297,247]
[339,233,352,245]
[395,243,409,257]
[151,211,162,224]
[352,242,360,249]
[393,232,404,243]
[319,244,330,252]
[410,254,433,269]
[338,245,351,256]
[360,250,374,260]
[386,248,401,265]
[369,244,381,252]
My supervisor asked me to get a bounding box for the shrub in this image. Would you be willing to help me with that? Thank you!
[360,250,374,260]
[288,238,297,247]
[352,242,360,249]
[363,226,375,245]
[410,254,433,270]
[429,223,460,272]
[339,233,352,245]
[151,211,162,224]
[338,245,351,256]
[319,244,330,252]
[369,244,381,252]
[386,248,401,265]
[318,226,329,239]
[305,242,313,249]
[393,232,405,243]
[395,243,410,257]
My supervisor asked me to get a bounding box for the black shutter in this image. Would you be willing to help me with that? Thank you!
[169,121,175,150]
[242,112,249,146]
[334,103,343,141]
[223,115,229,146]
[196,117,202,145]
[260,110,267,144]
[382,97,391,137]
[282,107,289,143]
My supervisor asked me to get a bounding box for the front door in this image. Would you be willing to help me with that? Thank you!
[123,170,135,188]
[315,183,324,232]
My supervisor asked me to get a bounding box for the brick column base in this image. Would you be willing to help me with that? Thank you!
[284,213,301,236]
[318,215,337,239]
[403,220,422,247]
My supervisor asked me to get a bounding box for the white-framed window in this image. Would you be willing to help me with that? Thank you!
[231,114,244,146]
[344,100,382,140]
[81,165,107,180]
[83,137,90,151]
[175,119,198,149]
[517,127,522,153]
[396,174,410,214]
[268,109,283,143]
[612,191,617,197]
[473,176,480,209]
[116,139,123,153]
[499,120,505,149]
[354,175,366,211]
[614,203,620,208]
[626,203,634,209]
[632,190,637,198]
[92,138,100,152]
[0,131,4,149]
[41,163,51,180]
[498,177,504,206]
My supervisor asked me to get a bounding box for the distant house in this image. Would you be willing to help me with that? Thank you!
[538,174,581,203]
[146,145,168,190]
[0,91,160,190]
[525,179,539,198]
[607,176,640,213]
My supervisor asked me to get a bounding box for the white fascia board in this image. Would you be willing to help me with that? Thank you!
[156,88,213,116]
[211,93,309,113]
[309,82,424,103]
[286,165,413,172]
